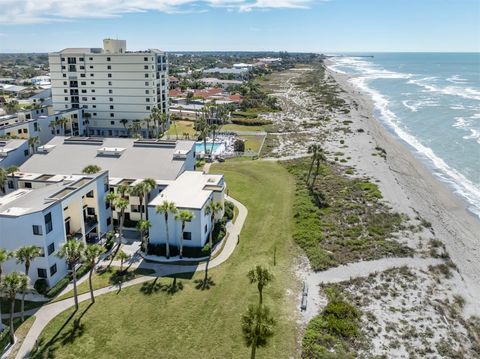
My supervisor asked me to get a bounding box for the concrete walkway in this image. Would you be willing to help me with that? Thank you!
[14,195,247,359]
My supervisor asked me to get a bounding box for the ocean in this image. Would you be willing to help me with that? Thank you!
[327,53,480,219]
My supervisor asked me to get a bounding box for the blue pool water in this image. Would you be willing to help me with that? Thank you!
[195,142,223,154]
[328,53,480,218]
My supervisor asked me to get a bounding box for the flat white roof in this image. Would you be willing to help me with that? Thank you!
[149,171,224,210]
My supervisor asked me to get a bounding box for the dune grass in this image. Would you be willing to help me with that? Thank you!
[31,161,300,359]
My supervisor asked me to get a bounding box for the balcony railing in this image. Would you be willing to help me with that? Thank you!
[84,215,98,234]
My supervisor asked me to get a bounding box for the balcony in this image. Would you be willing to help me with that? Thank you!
[84,215,98,234]
[67,229,83,241]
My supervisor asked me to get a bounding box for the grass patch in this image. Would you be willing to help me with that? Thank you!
[167,120,197,139]
[239,134,265,153]
[0,299,45,314]
[53,267,155,302]
[283,158,412,271]
[221,123,267,133]
[31,161,299,359]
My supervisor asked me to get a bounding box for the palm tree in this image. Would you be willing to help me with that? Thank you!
[0,249,13,327]
[143,116,152,138]
[175,210,193,259]
[114,197,129,248]
[84,244,105,304]
[105,191,117,211]
[130,183,146,220]
[129,120,142,138]
[142,178,156,220]
[28,136,39,154]
[310,146,326,189]
[0,168,7,194]
[57,240,85,311]
[205,201,222,252]
[115,250,130,272]
[48,120,57,135]
[6,165,18,191]
[82,164,102,174]
[171,113,179,140]
[209,124,219,155]
[120,119,129,135]
[4,100,20,114]
[57,117,68,136]
[160,112,168,138]
[247,265,274,305]
[199,116,209,156]
[2,272,28,344]
[136,219,151,254]
[15,245,41,321]
[155,201,177,259]
[242,304,275,359]
[83,112,91,136]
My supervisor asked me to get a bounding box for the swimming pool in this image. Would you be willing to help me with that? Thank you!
[195,142,225,154]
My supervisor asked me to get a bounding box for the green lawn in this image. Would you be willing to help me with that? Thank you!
[31,161,300,359]
[221,123,268,133]
[53,267,156,302]
[239,134,265,153]
[0,299,45,314]
[166,120,197,139]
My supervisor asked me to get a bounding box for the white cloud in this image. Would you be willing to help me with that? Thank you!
[0,0,320,24]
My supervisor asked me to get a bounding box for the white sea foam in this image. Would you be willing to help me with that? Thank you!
[347,70,480,219]
[463,129,480,144]
[450,104,465,110]
[402,99,439,112]
[447,74,469,84]
[471,113,480,120]
[453,117,468,129]
[409,77,480,101]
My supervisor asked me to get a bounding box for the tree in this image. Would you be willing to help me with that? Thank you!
[115,250,130,272]
[234,139,245,153]
[0,168,7,194]
[306,144,326,188]
[6,165,18,191]
[242,304,275,359]
[120,119,129,135]
[247,265,274,305]
[84,244,105,304]
[209,124,219,155]
[57,117,69,136]
[143,116,152,138]
[136,219,151,254]
[130,183,146,220]
[0,249,13,328]
[4,100,20,114]
[15,245,41,321]
[205,201,222,252]
[114,197,129,249]
[57,240,85,311]
[175,210,193,259]
[48,120,57,135]
[28,136,39,154]
[129,120,142,138]
[2,272,28,344]
[82,164,102,174]
[155,201,177,259]
[142,178,156,220]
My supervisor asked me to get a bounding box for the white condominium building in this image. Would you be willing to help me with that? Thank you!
[49,39,169,137]
[0,171,111,287]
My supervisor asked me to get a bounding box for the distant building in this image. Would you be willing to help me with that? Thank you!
[49,39,169,137]
[203,67,249,80]
[200,77,243,88]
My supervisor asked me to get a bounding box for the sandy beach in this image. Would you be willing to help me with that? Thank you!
[325,64,480,315]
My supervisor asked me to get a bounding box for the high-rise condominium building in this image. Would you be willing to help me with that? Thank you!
[49,39,168,137]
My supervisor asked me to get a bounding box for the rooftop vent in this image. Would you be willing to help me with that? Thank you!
[96,147,126,157]
[133,139,176,148]
[63,137,104,146]
[37,144,56,153]
[173,149,189,160]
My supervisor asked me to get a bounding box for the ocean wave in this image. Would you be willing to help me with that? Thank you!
[408,77,480,101]
[463,129,480,144]
[471,113,480,120]
[328,57,412,80]
[402,99,439,112]
[349,75,480,219]
[447,74,469,84]
[452,117,468,129]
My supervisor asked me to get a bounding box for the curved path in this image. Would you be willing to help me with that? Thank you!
[14,195,247,359]
[299,256,445,322]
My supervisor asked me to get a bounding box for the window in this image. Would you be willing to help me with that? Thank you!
[93,105,96,108]
[144,65,148,70]
[86,190,94,198]
[109,89,113,94]
[110,113,115,117]
[81,89,87,93]
[144,74,149,78]
[108,81,112,86]
[17,129,21,134]
[108,73,112,78]
[80,65,85,70]
[44,212,53,233]
[23,129,27,133]
[63,74,66,78]
[82,97,87,101]
[145,82,149,86]
[63,81,67,85]
[106,201,110,209]
[64,89,68,93]
[92,97,96,100]
[106,217,112,226]
[32,225,42,235]
[47,242,55,255]
[110,105,114,110]
[61,57,65,61]
[144,57,148,61]
[107,57,111,61]
[37,268,47,278]
[89,65,93,69]
[183,232,192,240]
[89,57,93,60]
[64,97,68,101]
[90,73,94,77]
[50,264,57,276]
[145,90,149,94]
[80,73,85,78]
[146,106,150,110]
[107,65,111,70]
[91,89,95,93]
[109,98,113,102]
[204,224,208,233]
[87,207,95,216]
[146,98,150,102]
[79,57,84,61]
[24,150,28,157]
[91,81,95,85]
[110,121,115,125]
[81,81,86,85]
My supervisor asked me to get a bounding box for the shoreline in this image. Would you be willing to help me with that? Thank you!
[324,63,480,315]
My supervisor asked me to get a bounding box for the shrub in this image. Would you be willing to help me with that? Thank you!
[0,327,10,352]
[234,139,245,152]
[231,117,271,126]
[45,264,89,298]
[224,201,235,220]
[34,278,48,295]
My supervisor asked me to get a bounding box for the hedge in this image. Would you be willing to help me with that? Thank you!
[45,264,90,298]
[231,117,271,126]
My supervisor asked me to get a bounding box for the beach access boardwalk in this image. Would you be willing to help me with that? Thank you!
[13,195,247,359]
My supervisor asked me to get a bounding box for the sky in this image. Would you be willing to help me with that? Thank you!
[0,0,479,53]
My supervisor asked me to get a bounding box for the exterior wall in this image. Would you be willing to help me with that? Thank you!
[0,141,29,169]
[49,49,169,137]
